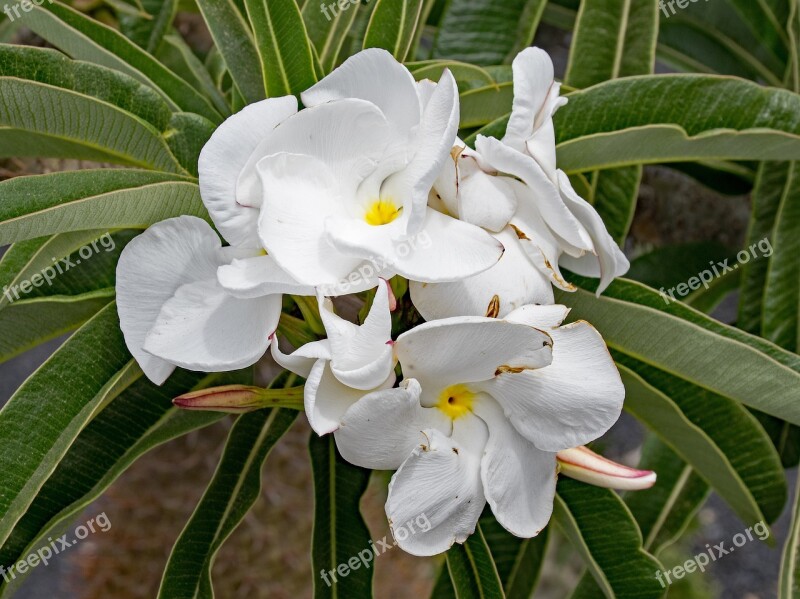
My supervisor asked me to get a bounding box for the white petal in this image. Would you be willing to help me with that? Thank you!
[476,135,593,252]
[385,414,487,556]
[319,280,395,390]
[301,48,421,138]
[326,207,504,283]
[510,181,576,291]
[380,69,460,234]
[257,152,364,286]
[478,321,624,451]
[395,316,553,406]
[557,446,657,490]
[116,216,224,384]
[410,227,553,320]
[504,304,570,329]
[473,397,557,537]
[304,358,394,435]
[456,158,517,233]
[556,170,630,294]
[335,379,451,470]
[198,96,298,247]
[503,48,566,178]
[143,280,281,372]
[217,254,315,299]
[270,338,331,378]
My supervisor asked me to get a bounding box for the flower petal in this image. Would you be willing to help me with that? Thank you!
[198,96,298,247]
[476,135,593,252]
[380,69,460,234]
[395,316,553,405]
[116,216,225,384]
[301,48,421,138]
[326,207,504,283]
[409,227,553,320]
[473,396,557,537]
[556,170,630,294]
[479,321,624,451]
[385,414,487,556]
[143,279,281,373]
[319,280,395,390]
[504,303,570,329]
[270,338,331,378]
[304,358,395,435]
[217,254,315,299]
[257,152,365,286]
[335,379,451,470]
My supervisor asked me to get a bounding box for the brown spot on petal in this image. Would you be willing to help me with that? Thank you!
[494,365,528,376]
[452,447,459,455]
[510,224,530,241]
[485,295,501,318]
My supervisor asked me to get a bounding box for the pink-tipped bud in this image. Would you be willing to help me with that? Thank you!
[557,446,656,491]
[173,384,303,413]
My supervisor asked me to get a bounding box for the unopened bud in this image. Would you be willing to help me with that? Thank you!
[173,384,304,413]
[557,446,656,491]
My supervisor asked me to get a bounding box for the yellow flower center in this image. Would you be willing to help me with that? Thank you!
[364,199,402,226]
[436,384,475,420]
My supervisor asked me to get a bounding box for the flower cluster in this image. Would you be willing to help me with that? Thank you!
[116,47,650,556]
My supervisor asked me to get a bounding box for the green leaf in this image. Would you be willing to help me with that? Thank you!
[407,60,498,91]
[0,303,140,549]
[779,473,800,598]
[625,437,709,556]
[442,524,506,599]
[309,434,373,599]
[302,0,361,73]
[119,0,178,54]
[738,162,789,332]
[727,0,789,68]
[762,162,800,351]
[158,407,297,598]
[554,479,663,599]
[245,0,318,97]
[363,0,424,62]
[0,230,135,363]
[0,370,242,598]
[155,33,231,116]
[0,44,172,130]
[618,359,786,528]
[556,277,800,425]
[0,78,184,172]
[164,112,217,177]
[459,82,514,129]
[554,75,800,172]
[0,170,205,244]
[480,514,549,598]
[194,0,266,104]
[430,0,547,65]
[25,2,222,122]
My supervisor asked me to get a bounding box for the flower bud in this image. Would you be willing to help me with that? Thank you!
[557,446,656,491]
[173,384,303,413]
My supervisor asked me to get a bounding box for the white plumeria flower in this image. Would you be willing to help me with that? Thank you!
[252,48,503,291]
[413,48,629,320]
[331,303,623,556]
[271,280,397,435]
[116,216,312,384]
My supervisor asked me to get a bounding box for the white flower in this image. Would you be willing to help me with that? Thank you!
[413,48,629,320]
[287,300,624,555]
[116,216,312,384]
[252,49,503,290]
[271,280,397,434]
